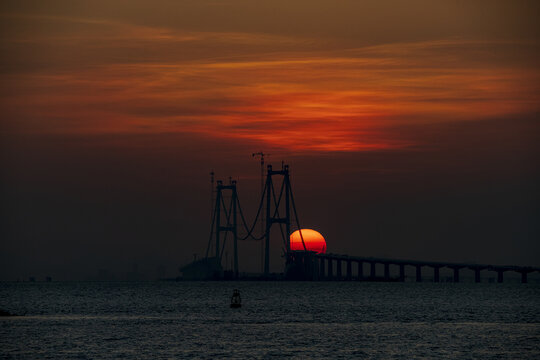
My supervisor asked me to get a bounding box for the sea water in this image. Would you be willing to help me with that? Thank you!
[1,281,539,359]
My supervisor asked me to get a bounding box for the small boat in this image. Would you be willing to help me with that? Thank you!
[230,289,241,308]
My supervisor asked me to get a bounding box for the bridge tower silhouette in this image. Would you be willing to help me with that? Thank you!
[207,179,238,278]
[204,164,307,278]
[186,163,540,282]
[262,164,308,275]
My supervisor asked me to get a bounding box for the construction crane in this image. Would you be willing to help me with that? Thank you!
[252,151,269,272]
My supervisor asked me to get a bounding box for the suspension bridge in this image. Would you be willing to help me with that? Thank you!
[180,163,540,282]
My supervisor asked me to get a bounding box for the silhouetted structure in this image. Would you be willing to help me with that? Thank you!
[312,254,540,283]
[263,164,308,276]
[179,163,539,282]
[180,164,309,280]
[214,179,239,277]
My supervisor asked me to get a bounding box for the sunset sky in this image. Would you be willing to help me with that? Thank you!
[1,1,539,280]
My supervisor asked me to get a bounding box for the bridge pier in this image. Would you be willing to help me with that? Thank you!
[309,256,318,280]
[328,258,333,280]
[311,255,538,284]
[370,262,376,279]
[384,263,390,280]
[433,266,440,283]
[312,257,319,281]
[453,267,460,283]
[399,264,405,282]
[474,268,481,283]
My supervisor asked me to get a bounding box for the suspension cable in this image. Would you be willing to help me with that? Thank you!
[205,202,217,259]
[271,178,284,219]
[206,168,306,260]
[237,182,268,240]
[270,178,288,250]
[219,193,234,260]
[289,180,307,251]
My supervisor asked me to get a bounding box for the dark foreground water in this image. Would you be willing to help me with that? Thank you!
[1,281,539,359]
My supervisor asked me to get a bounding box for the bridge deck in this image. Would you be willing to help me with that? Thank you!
[316,254,540,273]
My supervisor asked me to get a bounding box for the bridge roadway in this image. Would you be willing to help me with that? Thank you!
[314,253,540,283]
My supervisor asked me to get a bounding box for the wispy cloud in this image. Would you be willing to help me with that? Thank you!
[1,12,539,152]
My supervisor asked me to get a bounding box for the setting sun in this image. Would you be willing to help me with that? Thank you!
[290,229,327,254]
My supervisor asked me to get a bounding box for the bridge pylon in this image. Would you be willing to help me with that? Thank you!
[264,164,298,276]
[213,179,238,278]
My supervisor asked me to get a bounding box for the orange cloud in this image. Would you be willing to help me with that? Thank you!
[2,14,539,153]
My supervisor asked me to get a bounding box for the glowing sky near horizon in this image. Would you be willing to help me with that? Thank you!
[1,1,539,152]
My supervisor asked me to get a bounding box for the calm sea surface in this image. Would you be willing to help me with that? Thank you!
[1,281,539,359]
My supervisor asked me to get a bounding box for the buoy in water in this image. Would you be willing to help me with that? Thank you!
[230,289,241,308]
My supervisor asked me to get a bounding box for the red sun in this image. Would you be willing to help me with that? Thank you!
[290,229,327,254]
